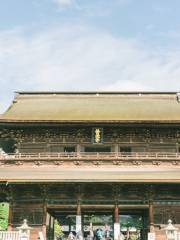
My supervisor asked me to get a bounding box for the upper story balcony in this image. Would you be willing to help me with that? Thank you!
[0,152,180,165]
[0,151,179,159]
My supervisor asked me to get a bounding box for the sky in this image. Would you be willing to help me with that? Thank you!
[1,0,180,113]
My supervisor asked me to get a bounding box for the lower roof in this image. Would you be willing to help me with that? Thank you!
[1,92,180,123]
[0,166,180,183]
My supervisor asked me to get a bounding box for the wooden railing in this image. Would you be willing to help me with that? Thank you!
[0,152,180,161]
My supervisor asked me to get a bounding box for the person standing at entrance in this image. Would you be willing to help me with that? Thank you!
[68,232,76,240]
[104,224,110,240]
[95,228,104,240]
[89,223,94,240]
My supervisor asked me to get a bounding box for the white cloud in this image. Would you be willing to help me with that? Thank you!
[0,25,180,113]
[53,0,74,8]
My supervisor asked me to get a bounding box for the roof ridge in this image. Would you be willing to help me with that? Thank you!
[15,91,180,95]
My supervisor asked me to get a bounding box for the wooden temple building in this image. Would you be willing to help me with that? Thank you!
[0,92,180,240]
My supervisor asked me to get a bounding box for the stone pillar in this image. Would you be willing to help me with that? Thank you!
[114,204,120,240]
[76,201,82,233]
[8,202,13,231]
[149,200,154,233]
[42,203,47,239]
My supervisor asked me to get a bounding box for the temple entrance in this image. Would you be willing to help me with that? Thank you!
[119,210,148,240]
[47,207,148,240]
[82,210,113,240]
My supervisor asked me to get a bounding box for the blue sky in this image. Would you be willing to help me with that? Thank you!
[1,0,180,112]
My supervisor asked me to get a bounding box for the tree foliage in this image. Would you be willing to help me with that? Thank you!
[0,202,9,230]
[54,219,64,238]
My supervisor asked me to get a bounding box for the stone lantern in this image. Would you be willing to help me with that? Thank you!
[16,219,32,240]
[164,220,179,240]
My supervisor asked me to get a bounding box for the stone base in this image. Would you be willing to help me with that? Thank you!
[114,223,120,240]
[76,215,82,233]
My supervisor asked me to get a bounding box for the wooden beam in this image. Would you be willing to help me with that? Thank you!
[47,204,149,209]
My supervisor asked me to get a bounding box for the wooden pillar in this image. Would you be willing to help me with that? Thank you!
[77,144,81,154]
[77,201,81,216]
[49,215,55,240]
[114,204,120,240]
[46,213,51,240]
[76,201,82,233]
[52,218,55,240]
[176,143,179,153]
[114,144,119,153]
[48,215,53,240]
[114,204,119,223]
[8,202,13,231]
[146,143,149,152]
[42,203,47,239]
[149,200,154,232]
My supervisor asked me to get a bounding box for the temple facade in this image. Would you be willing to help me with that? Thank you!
[0,92,180,240]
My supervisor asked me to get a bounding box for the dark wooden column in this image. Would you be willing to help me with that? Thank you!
[8,202,13,230]
[52,218,55,240]
[114,204,119,223]
[149,200,154,232]
[42,202,47,238]
[77,201,81,216]
[7,185,13,231]
[77,144,81,156]
[114,204,120,240]
[47,213,51,240]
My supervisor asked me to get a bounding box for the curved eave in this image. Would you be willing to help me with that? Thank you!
[1,119,180,123]
[1,120,180,129]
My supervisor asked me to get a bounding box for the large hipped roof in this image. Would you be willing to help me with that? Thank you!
[1,92,180,123]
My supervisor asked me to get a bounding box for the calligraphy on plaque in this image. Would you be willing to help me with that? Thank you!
[92,128,103,144]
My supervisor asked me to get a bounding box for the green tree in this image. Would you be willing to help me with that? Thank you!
[54,219,64,239]
[0,202,9,230]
